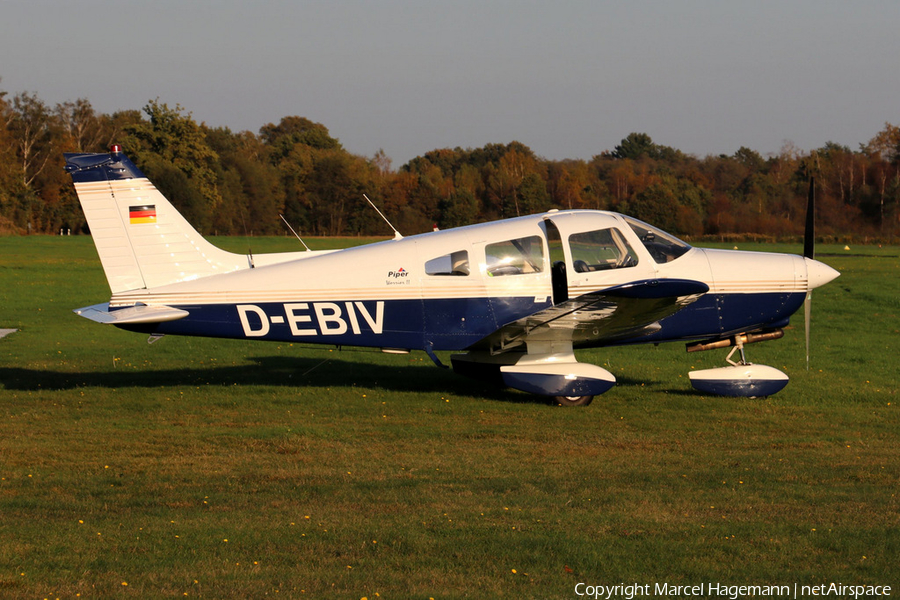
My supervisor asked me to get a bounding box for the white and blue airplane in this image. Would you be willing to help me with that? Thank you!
[64,146,839,405]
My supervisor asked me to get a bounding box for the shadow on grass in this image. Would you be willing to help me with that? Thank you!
[0,355,556,405]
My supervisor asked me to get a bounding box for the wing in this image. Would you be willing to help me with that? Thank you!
[475,278,709,353]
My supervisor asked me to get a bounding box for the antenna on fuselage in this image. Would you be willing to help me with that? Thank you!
[279,214,312,251]
[363,194,402,240]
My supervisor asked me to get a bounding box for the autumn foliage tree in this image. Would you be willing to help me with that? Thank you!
[0,84,898,242]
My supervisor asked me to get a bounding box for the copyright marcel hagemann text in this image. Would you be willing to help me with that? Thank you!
[574,582,892,600]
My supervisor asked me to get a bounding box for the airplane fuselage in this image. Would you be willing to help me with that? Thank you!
[109,211,812,352]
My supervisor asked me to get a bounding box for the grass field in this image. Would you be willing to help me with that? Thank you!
[0,235,897,599]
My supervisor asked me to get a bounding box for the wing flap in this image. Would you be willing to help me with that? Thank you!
[74,302,190,325]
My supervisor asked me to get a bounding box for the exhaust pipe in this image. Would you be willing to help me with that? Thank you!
[686,329,784,353]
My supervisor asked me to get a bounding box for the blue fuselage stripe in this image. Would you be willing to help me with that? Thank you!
[130,292,806,351]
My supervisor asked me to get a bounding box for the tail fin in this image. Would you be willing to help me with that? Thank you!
[65,147,247,294]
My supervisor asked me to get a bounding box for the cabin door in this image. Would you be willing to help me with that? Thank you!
[544,219,568,304]
[543,213,657,302]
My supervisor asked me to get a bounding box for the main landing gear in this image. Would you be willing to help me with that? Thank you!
[450,350,613,407]
[554,394,594,407]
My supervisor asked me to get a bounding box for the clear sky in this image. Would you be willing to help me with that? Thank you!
[2,0,898,166]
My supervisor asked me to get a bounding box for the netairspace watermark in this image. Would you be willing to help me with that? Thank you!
[574,582,892,600]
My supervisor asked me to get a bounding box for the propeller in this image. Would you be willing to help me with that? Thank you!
[803,177,815,370]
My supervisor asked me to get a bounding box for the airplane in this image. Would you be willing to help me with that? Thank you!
[63,145,840,406]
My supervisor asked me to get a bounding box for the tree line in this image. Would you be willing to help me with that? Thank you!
[1,86,898,242]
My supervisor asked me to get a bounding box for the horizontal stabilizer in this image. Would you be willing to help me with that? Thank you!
[74,303,190,325]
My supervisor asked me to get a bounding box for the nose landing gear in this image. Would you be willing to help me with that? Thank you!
[687,332,789,397]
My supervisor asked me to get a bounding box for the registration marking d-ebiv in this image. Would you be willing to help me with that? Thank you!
[237,300,385,337]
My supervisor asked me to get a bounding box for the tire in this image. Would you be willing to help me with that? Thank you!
[554,395,594,407]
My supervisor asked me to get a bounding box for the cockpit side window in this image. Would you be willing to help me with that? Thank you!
[623,216,691,264]
[425,250,470,276]
[485,235,544,276]
[568,228,639,272]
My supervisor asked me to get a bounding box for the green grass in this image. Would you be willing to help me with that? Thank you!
[0,236,897,599]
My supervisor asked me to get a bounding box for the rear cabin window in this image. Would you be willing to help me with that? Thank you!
[425,250,470,276]
[568,228,639,272]
[485,235,544,276]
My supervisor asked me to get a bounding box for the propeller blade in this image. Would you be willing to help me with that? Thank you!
[804,177,815,259]
[803,177,815,369]
[804,292,811,371]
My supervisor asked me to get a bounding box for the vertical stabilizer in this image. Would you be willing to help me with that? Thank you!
[64,147,246,294]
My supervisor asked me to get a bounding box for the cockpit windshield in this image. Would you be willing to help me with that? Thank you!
[622,216,691,264]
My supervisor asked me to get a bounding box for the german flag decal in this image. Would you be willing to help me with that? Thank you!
[129,205,157,225]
